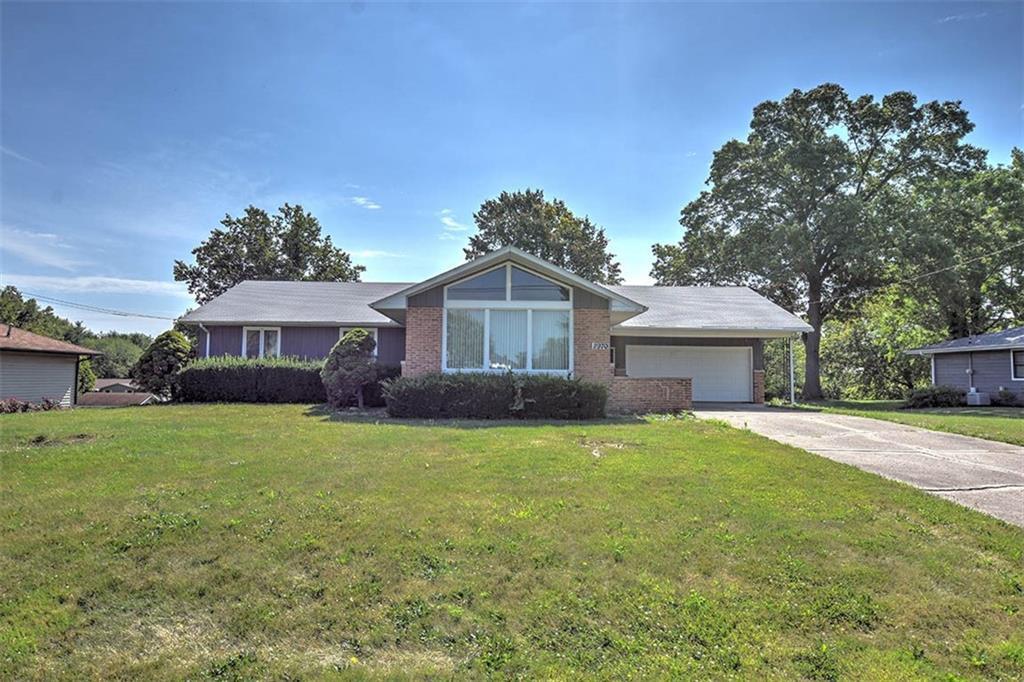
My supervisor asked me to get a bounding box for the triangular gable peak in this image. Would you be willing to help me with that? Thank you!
[370,246,646,325]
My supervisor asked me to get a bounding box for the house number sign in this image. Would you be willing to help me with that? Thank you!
[591,342,611,350]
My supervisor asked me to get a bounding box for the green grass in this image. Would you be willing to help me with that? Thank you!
[1,404,1022,679]
[794,400,1024,446]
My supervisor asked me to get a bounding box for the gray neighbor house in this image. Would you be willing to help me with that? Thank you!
[907,326,1024,403]
[179,247,811,411]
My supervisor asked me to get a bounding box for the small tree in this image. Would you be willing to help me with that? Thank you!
[77,359,96,394]
[131,330,192,397]
[321,328,377,408]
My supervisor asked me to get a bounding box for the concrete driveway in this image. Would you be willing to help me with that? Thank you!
[692,405,1024,527]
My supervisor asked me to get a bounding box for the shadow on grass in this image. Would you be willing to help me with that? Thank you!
[301,404,671,429]
[792,400,1023,418]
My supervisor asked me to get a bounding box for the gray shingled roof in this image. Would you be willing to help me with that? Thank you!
[607,286,811,332]
[178,281,412,326]
[907,325,1024,355]
[178,280,810,334]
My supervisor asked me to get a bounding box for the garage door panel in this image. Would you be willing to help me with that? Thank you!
[625,346,752,402]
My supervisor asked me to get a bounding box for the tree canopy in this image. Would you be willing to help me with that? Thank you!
[131,330,192,397]
[0,286,89,343]
[174,204,366,304]
[651,83,983,398]
[466,189,623,284]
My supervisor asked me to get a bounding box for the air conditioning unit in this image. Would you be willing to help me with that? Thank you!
[967,392,990,406]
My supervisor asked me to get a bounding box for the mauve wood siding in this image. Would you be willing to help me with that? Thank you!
[573,287,610,309]
[611,336,764,372]
[207,326,243,357]
[409,286,444,307]
[281,327,340,359]
[377,327,406,366]
[934,350,1018,396]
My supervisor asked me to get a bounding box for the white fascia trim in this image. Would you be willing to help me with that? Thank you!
[612,327,806,338]
[370,246,646,314]
[906,344,1024,356]
[180,320,400,328]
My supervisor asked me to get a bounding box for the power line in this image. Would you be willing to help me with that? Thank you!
[20,291,178,321]
[807,238,1024,308]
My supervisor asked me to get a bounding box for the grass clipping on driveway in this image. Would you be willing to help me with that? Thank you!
[1,405,1022,679]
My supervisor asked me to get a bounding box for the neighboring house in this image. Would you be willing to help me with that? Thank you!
[92,378,139,393]
[78,392,157,407]
[0,324,101,407]
[179,247,811,411]
[907,326,1024,401]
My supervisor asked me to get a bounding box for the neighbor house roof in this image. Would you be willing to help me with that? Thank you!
[93,378,137,390]
[178,281,411,326]
[607,286,812,336]
[0,325,101,356]
[906,325,1024,355]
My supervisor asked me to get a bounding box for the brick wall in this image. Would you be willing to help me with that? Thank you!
[403,307,442,377]
[752,369,765,404]
[608,377,693,413]
[573,308,612,384]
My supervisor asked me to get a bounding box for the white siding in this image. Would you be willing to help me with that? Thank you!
[0,351,78,407]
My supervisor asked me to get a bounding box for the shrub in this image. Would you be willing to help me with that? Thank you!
[132,330,192,396]
[1,398,61,414]
[903,385,965,409]
[175,356,326,403]
[77,359,96,394]
[992,388,1021,407]
[321,328,377,408]
[383,372,607,420]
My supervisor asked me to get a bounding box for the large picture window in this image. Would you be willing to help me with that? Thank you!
[443,264,573,374]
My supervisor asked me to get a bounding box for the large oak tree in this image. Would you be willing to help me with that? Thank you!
[651,84,982,398]
[174,204,365,304]
[466,189,623,284]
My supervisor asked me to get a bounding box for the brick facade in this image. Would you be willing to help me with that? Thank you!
[608,377,693,413]
[752,369,765,404]
[402,307,443,377]
[572,308,613,385]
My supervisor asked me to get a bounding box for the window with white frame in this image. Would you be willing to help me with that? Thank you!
[443,264,572,373]
[242,327,280,358]
[339,327,378,356]
[1012,350,1024,381]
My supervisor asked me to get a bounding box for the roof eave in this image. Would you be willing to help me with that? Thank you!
[905,343,1024,356]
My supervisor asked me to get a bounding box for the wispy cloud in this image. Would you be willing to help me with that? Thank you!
[439,208,467,231]
[351,249,405,259]
[937,11,988,23]
[349,196,382,210]
[0,227,87,270]
[438,231,461,241]
[1,273,192,298]
[0,145,42,166]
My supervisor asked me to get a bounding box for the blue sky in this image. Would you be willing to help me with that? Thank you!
[1,2,1021,335]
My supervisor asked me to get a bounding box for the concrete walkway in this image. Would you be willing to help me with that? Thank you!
[692,405,1024,527]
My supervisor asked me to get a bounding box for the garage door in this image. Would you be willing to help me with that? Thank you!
[625,346,752,402]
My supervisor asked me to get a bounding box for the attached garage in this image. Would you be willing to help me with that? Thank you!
[625,345,753,402]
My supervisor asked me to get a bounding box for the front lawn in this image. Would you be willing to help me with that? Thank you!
[798,400,1024,446]
[1,404,1021,679]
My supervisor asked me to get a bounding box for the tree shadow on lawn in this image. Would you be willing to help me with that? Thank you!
[301,404,675,429]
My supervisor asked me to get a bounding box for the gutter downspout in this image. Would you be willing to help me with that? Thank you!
[789,335,796,405]
[198,324,210,358]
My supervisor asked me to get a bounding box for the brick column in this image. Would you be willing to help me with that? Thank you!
[752,369,765,404]
[573,308,612,384]
[404,307,443,377]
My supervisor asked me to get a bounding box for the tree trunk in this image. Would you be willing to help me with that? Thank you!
[357,387,364,410]
[803,280,824,400]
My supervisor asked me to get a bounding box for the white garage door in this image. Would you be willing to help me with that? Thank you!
[625,346,752,402]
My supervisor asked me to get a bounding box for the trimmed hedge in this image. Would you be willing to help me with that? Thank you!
[175,356,402,405]
[903,385,966,409]
[176,356,326,403]
[383,372,607,420]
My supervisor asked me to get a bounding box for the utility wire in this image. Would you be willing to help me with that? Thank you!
[805,238,1024,308]
[19,291,179,321]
